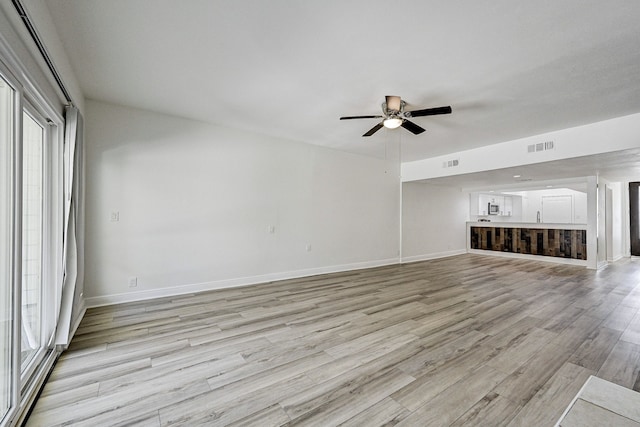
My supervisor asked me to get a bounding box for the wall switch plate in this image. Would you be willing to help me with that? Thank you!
[306,244,312,252]
[268,225,275,234]
[110,211,120,222]
[128,276,137,287]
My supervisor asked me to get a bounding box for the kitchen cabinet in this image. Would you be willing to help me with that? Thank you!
[504,196,513,216]
[476,193,512,216]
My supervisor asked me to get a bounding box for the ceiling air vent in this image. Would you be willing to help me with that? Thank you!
[527,140,555,153]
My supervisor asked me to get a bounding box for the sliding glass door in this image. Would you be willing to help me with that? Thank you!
[0,62,61,425]
[20,109,46,379]
[0,70,16,427]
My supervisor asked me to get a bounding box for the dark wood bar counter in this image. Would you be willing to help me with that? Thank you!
[469,223,587,260]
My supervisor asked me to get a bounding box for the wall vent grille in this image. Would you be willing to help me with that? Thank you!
[442,159,460,168]
[527,140,555,153]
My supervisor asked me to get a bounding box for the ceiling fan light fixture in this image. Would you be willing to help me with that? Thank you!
[340,96,451,137]
[383,117,403,129]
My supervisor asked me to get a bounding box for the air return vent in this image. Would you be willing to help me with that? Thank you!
[527,140,555,153]
[442,159,460,168]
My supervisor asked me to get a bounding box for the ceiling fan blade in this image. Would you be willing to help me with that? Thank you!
[408,106,452,117]
[340,115,383,120]
[401,120,426,135]
[363,122,384,137]
[385,96,402,112]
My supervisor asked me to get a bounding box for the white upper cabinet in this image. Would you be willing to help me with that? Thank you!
[475,193,512,216]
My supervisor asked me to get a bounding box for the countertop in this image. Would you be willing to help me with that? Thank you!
[467,221,587,230]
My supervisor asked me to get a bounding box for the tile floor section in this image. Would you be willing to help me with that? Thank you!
[556,375,640,426]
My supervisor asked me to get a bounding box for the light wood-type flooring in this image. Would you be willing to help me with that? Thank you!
[26,254,640,426]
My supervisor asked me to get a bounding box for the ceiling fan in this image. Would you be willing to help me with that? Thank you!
[340,95,452,137]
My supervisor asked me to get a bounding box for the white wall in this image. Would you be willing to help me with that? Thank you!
[602,180,624,261]
[518,188,587,224]
[84,100,401,305]
[401,182,468,262]
[611,182,623,260]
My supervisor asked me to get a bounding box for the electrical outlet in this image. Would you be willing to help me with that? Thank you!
[110,211,120,222]
[128,276,137,287]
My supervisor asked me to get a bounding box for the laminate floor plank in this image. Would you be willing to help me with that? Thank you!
[282,367,415,426]
[150,336,271,369]
[43,357,152,395]
[161,373,314,426]
[621,284,640,308]
[549,313,605,352]
[29,376,210,426]
[539,306,586,334]
[51,338,189,378]
[395,329,488,378]
[325,320,419,359]
[484,326,558,375]
[98,353,246,396]
[396,365,509,426]
[225,404,290,427]
[603,304,640,331]
[26,254,640,426]
[265,311,366,343]
[505,362,594,427]
[32,382,100,413]
[568,326,623,371]
[332,302,429,341]
[303,334,421,384]
[597,340,640,390]
[450,392,522,427]
[492,342,574,406]
[409,304,476,338]
[390,340,501,411]
[337,396,410,426]
[205,350,333,392]
[621,310,640,345]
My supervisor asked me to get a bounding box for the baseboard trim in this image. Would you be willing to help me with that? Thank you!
[401,249,467,264]
[467,249,588,267]
[68,305,86,343]
[607,255,625,263]
[84,257,400,308]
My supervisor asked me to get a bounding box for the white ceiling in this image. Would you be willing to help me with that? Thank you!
[43,1,640,181]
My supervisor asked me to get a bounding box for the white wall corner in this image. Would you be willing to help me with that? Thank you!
[586,176,599,269]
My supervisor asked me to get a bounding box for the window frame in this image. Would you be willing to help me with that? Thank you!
[0,58,20,427]
[0,43,64,426]
[19,101,53,386]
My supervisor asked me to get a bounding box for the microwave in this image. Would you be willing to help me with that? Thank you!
[488,203,500,215]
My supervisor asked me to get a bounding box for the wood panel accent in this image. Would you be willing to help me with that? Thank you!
[471,226,587,260]
[25,254,640,426]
